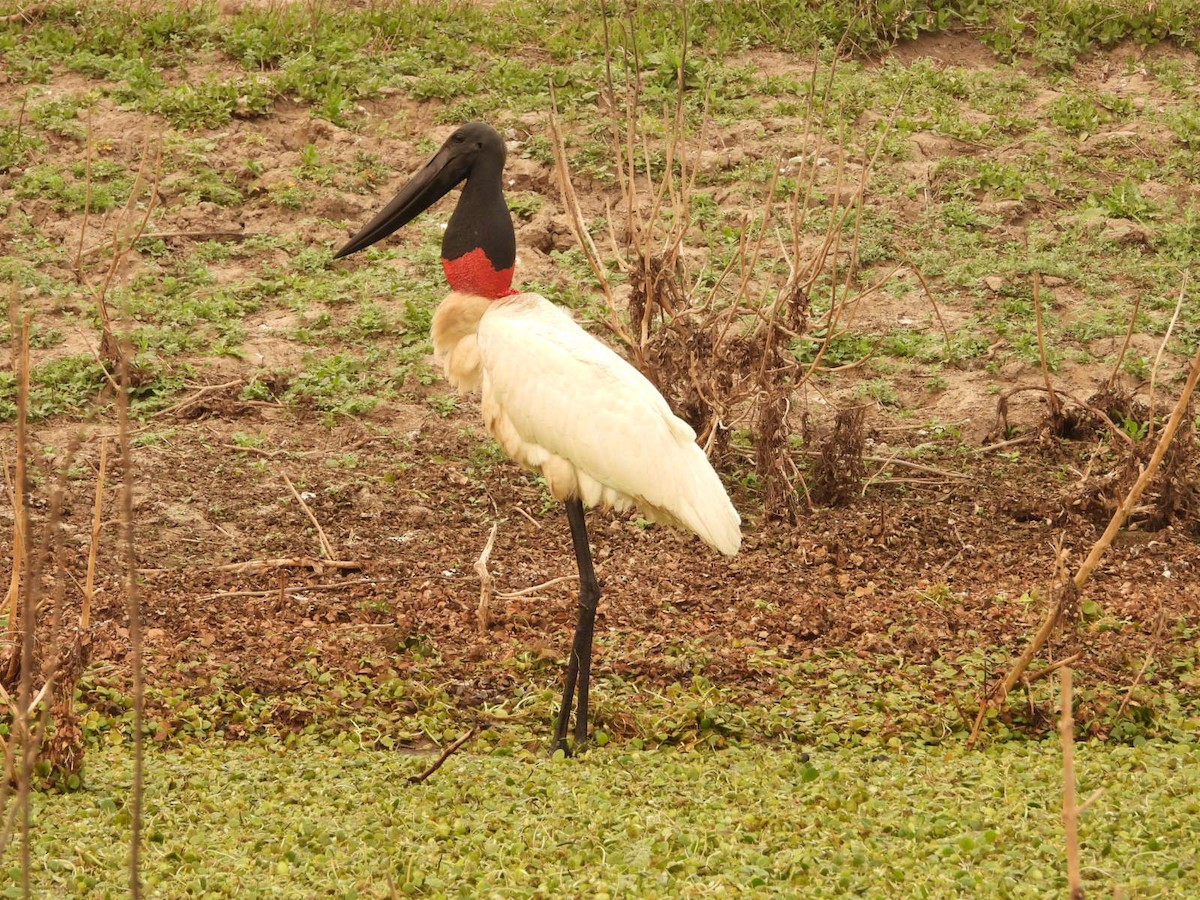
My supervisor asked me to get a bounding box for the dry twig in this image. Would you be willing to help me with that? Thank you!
[193,579,398,603]
[1060,669,1085,900]
[154,380,244,418]
[408,729,477,784]
[1024,652,1083,686]
[281,473,336,560]
[474,524,499,632]
[82,439,108,631]
[116,346,145,899]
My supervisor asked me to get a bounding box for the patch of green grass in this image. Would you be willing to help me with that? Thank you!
[855,377,902,408]
[155,75,274,130]
[22,733,1200,896]
[0,354,107,421]
[1048,91,1132,135]
[13,159,134,212]
[29,91,95,140]
[282,349,389,417]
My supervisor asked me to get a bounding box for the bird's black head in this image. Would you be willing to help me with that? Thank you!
[333,122,509,261]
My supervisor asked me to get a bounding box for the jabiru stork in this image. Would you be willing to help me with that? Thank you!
[334,122,740,754]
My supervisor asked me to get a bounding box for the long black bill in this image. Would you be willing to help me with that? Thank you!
[333,141,470,259]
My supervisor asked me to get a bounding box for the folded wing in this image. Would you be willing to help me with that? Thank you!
[477,294,741,556]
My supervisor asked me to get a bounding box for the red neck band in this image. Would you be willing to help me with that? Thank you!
[442,247,517,299]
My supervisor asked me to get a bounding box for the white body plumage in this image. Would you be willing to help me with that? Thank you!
[432,291,741,557]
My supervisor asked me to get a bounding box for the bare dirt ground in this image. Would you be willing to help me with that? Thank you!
[4,31,1199,742]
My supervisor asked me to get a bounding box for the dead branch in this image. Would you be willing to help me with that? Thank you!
[116,345,145,899]
[1146,273,1187,440]
[138,557,361,576]
[1024,652,1083,686]
[1106,293,1142,389]
[407,728,476,784]
[82,439,108,631]
[192,579,398,603]
[1034,273,1063,422]
[0,4,49,23]
[281,473,336,560]
[1060,669,1085,900]
[154,380,244,418]
[474,524,499,632]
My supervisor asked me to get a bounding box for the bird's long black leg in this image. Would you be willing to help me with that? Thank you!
[553,497,601,755]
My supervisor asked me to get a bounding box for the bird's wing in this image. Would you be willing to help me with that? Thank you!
[477,294,740,555]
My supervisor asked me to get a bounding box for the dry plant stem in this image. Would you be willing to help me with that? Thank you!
[4,299,29,635]
[497,574,578,600]
[13,313,33,893]
[281,472,336,560]
[192,579,399,603]
[1033,273,1062,419]
[0,447,20,631]
[969,340,1200,747]
[408,728,477,784]
[1074,342,1200,586]
[547,95,630,347]
[998,385,1133,447]
[155,379,244,418]
[75,106,94,276]
[1106,292,1143,388]
[117,349,145,900]
[1114,646,1155,723]
[1146,273,1187,439]
[82,438,108,631]
[474,524,499,632]
[1025,652,1083,686]
[1060,669,1085,900]
[140,557,361,576]
[903,255,953,353]
[0,4,50,25]
[93,137,162,361]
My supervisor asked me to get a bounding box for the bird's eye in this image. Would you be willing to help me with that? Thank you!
[451,132,465,143]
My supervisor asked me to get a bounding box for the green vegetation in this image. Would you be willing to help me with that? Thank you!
[19,735,1200,896]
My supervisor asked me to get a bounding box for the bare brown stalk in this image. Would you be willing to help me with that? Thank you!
[82,438,109,631]
[116,345,145,899]
[78,230,253,258]
[1033,272,1063,420]
[8,310,32,891]
[474,524,499,632]
[1146,273,1187,440]
[1024,652,1083,686]
[1113,647,1155,725]
[191,579,399,604]
[0,4,50,24]
[0,322,78,878]
[902,253,954,355]
[74,106,94,277]
[92,137,163,363]
[547,93,630,347]
[1106,293,1143,389]
[281,472,336,560]
[154,379,245,418]
[141,557,361,576]
[407,728,477,784]
[1060,668,1085,899]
